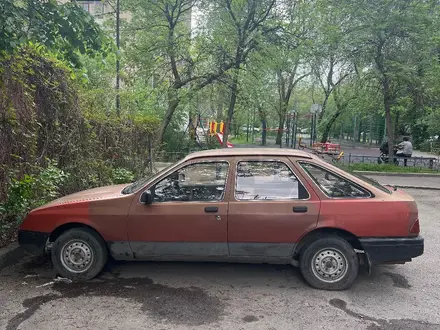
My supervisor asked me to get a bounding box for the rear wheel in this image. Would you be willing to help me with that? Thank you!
[300,236,359,290]
[51,228,108,281]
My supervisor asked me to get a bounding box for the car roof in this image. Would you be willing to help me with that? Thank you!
[185,148,314,160]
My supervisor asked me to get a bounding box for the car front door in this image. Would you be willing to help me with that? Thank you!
[228,156,321,258]
[127,159,231,258]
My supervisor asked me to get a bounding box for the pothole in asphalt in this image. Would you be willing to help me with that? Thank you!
[329,298,439,330]
[7,276,225,330]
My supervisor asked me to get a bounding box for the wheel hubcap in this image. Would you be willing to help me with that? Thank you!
[311,248,348,283]
[60,240,93,273]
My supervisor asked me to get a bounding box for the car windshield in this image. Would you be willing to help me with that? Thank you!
[121,163,175,195]
[349,172,392,194]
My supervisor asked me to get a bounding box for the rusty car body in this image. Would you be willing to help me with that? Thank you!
[19,148,423,290]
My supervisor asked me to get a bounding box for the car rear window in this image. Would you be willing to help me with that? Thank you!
[348,172,393,194]
[299,162,371,198]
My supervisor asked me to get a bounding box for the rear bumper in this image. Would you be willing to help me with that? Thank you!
[18,230,50,256]
[359,236,424,264]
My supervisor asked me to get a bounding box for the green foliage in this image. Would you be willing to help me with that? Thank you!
[2,0,440,248]
[0,0,110,66]
[230,135,249,145]
[0,162,68,229]
[112,168,135,184]
[0,44,161,246]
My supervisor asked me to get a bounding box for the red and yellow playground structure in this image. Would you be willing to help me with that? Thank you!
[208,120,234,148]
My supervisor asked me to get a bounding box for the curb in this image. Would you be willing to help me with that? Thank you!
[392,185,440,191]
[354,171,440,177]
[0,242,26,270]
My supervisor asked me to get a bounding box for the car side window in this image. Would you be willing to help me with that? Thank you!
[150,162,229,202]
[299,162,371,198]
[235,161,308,200]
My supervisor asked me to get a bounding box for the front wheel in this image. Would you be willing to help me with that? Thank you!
[300,236,359,290]
[51,228,108,281]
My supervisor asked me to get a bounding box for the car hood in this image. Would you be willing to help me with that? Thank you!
[37,184,129,209]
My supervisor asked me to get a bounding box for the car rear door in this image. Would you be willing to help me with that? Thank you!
[227,156,320,258]
[127,158,232,258]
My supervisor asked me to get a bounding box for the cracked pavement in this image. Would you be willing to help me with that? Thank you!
[1,189,440,330]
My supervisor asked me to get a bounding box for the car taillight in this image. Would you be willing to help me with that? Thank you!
[410,218,420,235]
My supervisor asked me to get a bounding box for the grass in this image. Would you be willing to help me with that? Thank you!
[340,163,439,173]
[229,135,250,144]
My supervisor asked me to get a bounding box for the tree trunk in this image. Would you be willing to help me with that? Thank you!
[217,86,225,120]
[320,88,345,143]
[318,93,330,120]
[156,90,180,146]
[222,74,238,148]
[276,115,285,145]
[320,111,342,143]
[383,78,394,163]
[261,119,267,146]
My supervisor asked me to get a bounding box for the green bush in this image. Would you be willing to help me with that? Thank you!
[341,163,438,173]
[0,162,68,245]
[418,141,432,152]
[111,167,135,184]
[0,162,68,219]
[61,159,114,194]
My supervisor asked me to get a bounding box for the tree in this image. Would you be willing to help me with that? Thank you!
[0,0,108,66]
[341,0,437,158]
[208,0,276,147]
[274,60,309,144]
[305,0,357,142]
[124,0,245,145]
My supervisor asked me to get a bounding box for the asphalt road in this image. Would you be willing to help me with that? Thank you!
[1,189,440,330]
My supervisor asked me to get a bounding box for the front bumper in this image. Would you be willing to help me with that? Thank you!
[18,230,50,256]
[359,236,424,264]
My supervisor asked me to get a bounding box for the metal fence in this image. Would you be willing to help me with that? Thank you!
[323,153,440,171]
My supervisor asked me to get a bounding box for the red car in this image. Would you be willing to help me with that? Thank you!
[18,148,423,290]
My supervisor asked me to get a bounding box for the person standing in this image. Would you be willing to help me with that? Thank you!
[396,137,413,166]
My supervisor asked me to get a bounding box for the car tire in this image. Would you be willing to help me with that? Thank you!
[300,236,359,290]
[51,227,108,281]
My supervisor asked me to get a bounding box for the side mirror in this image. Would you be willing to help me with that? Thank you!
[140,191,153,205]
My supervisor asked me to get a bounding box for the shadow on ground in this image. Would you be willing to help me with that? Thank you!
[2,256,437,330]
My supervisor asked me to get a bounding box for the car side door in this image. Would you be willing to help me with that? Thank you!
[227,156,321,258]
[127,158,232,259]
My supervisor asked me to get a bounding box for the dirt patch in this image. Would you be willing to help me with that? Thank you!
[6,294,59,330]
[7,276,225,330]
[329,298,438,330]
[242,315,259,322]
[382,271,412,289]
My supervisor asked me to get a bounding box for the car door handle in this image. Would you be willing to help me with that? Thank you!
[205,207,218,213]
[293,206,308,213]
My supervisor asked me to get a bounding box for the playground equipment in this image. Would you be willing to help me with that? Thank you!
[208,120,234,148]
[311,141,341,155]
[215,133,234,148]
